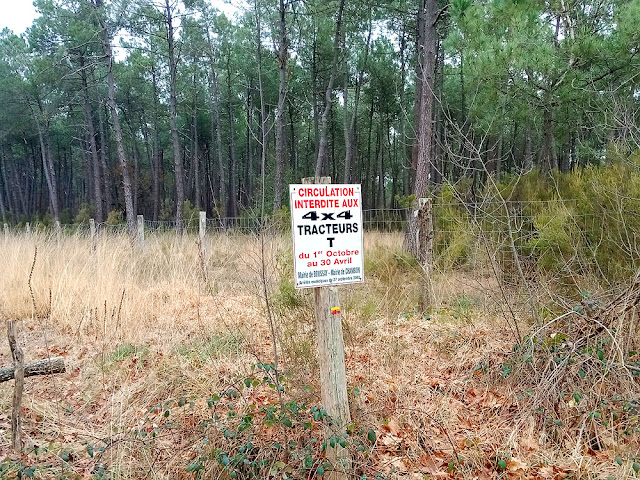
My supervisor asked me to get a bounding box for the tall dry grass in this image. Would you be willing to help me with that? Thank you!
[2,229,631,478]
[0,230,274,344]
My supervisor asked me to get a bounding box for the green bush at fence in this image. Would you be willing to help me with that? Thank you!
[106,209,124,225]
[75,203,92,224]
[433,182,475,269]
[468,159,640,283]
[428,155,640,284]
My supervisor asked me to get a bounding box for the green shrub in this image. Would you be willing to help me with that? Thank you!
[183,200,199,230]
[106,210,124,225]
[75,203,92,224]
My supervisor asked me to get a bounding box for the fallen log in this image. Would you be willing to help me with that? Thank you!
[0,356,65,383]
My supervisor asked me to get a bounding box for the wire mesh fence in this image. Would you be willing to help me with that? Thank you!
[4,199,640,283]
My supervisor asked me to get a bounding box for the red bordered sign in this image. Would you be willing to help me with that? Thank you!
[289,184,364,289]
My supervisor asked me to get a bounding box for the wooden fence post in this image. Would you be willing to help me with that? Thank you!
[137,215,144,249]
[7,320,24,452]
[25,222,30,235]
[415,197,434,306]
[4,223,8,241]
[55,220,62,240]
[302,176,351,479]
[89,219,96,252]
[199,211,206,259]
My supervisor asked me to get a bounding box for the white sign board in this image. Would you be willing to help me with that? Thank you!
[290,184,364,289]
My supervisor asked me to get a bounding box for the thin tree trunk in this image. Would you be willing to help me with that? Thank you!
[342,49,351,183]
[400,25,410,195]
[540,105,557,171]
[0,150,7,223]
[95,0,136,237]
[433,36,444,184]
[363,98,375,208]
[312,32,320,164]
[166,0,185,233]
[140,112,153,217]
[496,133,503,175]
[226,57,238,218]
[377,127,384,208]
[151,65,161,221]
[274,0,288,211]
[44,128,59,221]
[6,151,24,218]
[524,122,533,171]
[1,148,14,219]
[288,100,297,176]
[132,122,140,215]
[97,99,111,214]
[31,106,60,223]
[245,84,254,206]
[123,103,141,215]
[314,0,345,178]
[205,30,226,215]
[344,14,372,185]
[411,0,427,186]
[80,55,103,222]
[193,74,200,210]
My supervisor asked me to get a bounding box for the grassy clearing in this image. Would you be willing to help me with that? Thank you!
[0,230,638,479]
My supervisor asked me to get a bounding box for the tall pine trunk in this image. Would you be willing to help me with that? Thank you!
[95,0,136,237]
[407,0,437,256]
[151,64,161,221]
[344,13,372,184]
[166,0,185,233]
[205,29,226,216]
[31,104,60,223]
[274,0,288,211]
[80,55,103,222]
[226,56,238,218]
[193,73,200,210]
[0,150,7,223]
[314,0,345,178]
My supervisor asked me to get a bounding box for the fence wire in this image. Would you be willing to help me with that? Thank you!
[4,199,640,282]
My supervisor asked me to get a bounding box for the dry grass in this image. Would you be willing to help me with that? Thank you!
[0,230,638,479]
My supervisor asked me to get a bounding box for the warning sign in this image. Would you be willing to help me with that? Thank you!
[290,184,364,289]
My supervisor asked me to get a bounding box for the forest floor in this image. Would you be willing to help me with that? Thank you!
[0,232,638,479]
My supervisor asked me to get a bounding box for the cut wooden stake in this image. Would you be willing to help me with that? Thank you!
[4,223,8,240]
[199,211,206,259]
[302,176,351,479]
[137,214,144,248]
[7,320,24,452]
[90,218,96,252]
[25,222,31,234]
[0,356,66,383]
